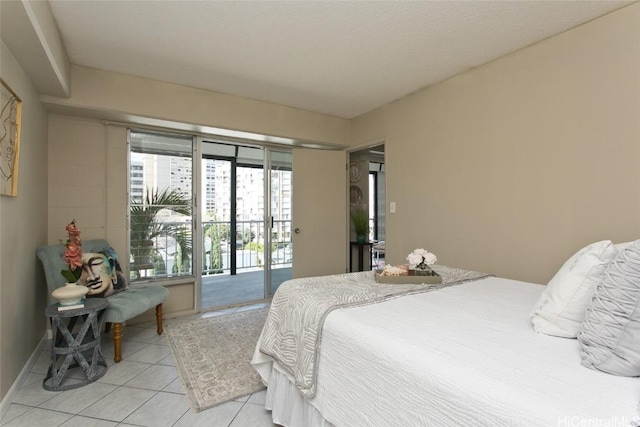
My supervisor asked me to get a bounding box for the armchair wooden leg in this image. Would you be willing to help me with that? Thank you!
[113,323,123,363]
[156,303,163,335]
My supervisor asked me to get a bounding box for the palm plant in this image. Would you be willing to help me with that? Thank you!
[203,219,224,274]
[130,188,192,274]
[351,207,370,243]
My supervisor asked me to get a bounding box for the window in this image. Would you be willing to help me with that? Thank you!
[129,130,194,281]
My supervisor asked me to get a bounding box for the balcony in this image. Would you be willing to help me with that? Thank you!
[201,267,291,309]
[131,219,292,309]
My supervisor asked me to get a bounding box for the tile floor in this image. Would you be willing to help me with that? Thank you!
[1,303,279,427]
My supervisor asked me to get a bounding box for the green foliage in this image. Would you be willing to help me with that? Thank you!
[219,224,229,241]
[151,252,166,275]
[203,220,224,273]
[130,187,192,274]
[351,207,369,236]
[242,228,255,244]
[245,242,264,252]
[60,269,81,283]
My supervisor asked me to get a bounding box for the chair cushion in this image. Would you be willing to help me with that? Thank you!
[104,285,169,324]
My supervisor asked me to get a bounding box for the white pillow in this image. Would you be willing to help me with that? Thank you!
[531,240,616,338]
[579,239,640,376]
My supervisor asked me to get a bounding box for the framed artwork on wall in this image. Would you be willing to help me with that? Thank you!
[349,162,361,183]
[0,78,22,197]
[350,185,363,207]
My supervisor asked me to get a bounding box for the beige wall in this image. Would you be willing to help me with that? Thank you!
[47,116,128,254]
[0,42,49,402]
[44,65,351,148]
[351,3,640,284]
[130,283,195,324]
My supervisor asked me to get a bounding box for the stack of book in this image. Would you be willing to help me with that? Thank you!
[57,301,85,311]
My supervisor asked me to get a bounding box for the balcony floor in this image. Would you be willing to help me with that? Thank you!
[199,252,384,311]
[201,267,292,310]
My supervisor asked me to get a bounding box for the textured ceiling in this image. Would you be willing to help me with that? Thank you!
[48,0,633,119]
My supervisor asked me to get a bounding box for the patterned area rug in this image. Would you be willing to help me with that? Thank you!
[165,308,269,412]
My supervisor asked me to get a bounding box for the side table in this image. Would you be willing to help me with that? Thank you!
[43,298,109,391]
[350,241,373,272]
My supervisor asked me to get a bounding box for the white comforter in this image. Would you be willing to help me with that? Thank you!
[253,277,640,426]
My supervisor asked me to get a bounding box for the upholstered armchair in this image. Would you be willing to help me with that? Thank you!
[37,239,169,363]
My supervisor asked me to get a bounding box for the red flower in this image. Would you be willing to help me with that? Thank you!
[61,220,84,282]
[63,242,83,269]
[65,221,81,245]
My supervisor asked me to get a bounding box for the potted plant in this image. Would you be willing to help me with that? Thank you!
[130,188,192,274]
[351,207,369,243]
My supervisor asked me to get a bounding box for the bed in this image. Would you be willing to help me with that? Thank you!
[252,266,640,426]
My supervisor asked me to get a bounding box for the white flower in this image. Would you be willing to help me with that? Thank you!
[406,248,437,268]
[422,252,437,265]
[406,252,423,266]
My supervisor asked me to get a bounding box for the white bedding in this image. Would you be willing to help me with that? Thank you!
[253,277,640,426]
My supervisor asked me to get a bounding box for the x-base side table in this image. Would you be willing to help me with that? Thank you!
[43,298,109,391]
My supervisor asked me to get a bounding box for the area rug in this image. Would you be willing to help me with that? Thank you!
[165,307,269,412]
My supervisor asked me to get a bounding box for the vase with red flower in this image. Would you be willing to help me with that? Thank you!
[52,220,89,306]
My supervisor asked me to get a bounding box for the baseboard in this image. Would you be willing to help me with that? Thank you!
[164,309,197,320]
[0,332,47,421]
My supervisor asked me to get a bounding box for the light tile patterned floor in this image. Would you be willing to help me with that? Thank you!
[1,303,278,427]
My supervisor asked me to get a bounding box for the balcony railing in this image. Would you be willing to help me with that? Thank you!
[131,219,292,280]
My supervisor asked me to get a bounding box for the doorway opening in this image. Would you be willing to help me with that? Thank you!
[348,144,385,272]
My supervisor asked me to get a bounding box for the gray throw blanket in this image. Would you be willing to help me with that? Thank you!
[259,265,491,398]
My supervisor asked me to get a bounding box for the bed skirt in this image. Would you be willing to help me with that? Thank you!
[264,363,335,427]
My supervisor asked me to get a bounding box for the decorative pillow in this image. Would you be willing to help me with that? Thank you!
[615,240,635,253]
[79,247,129,298]
[578,240,640,376]
[531,240,616,338]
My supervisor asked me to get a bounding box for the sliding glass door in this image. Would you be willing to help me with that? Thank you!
[266,149,293,296]
[199,141,292,309]
[129,130,292,310]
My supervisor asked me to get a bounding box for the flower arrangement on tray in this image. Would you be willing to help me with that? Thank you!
[375,248,441,284]
[406,248,437,271]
